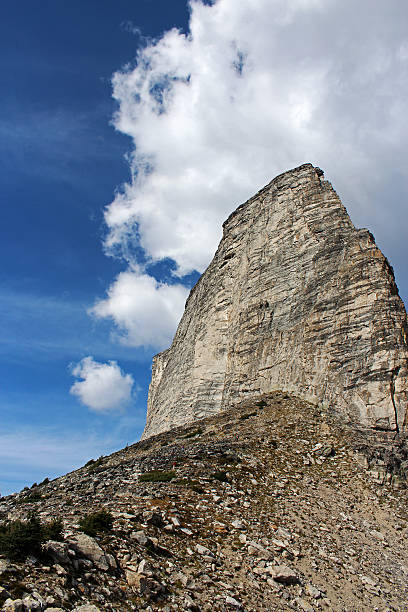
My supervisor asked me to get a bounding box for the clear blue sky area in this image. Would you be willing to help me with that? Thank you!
[0,1,191,496]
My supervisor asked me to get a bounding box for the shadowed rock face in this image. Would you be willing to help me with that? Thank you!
[143,163,408,439]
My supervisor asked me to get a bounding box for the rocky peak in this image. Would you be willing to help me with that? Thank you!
[144,163,408,439]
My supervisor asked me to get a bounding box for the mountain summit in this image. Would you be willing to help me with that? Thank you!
[144,164,408,439]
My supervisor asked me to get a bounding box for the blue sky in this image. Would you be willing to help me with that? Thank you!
[1,0,407,496]
[0,0,191,496]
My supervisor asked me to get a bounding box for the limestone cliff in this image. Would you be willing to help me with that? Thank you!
[143,164,408,439]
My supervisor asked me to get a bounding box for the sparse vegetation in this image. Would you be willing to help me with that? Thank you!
[0,513,63,560]
[184,427,203,439]
[211,470,229,482]
[139,470,176,482]
[78,509,114,537]
[85,456,105,471]
[42,518,64,541]
[16,491,43,505]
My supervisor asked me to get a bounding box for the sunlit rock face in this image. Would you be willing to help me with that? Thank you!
[143,164,408,439]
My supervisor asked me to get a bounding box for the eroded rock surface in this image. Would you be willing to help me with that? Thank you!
[144,163,408,438]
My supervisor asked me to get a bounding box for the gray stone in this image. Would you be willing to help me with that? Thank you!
[225,595,242,608]
[195,544,214,557]
[270,564,299,584]
[2,599,24,612]
[68,533,113,571]
[43,540,71,565]
[143,164,408,439]
[294,597,314,612]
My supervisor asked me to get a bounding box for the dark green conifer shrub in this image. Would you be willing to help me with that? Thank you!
[78,509,114,537]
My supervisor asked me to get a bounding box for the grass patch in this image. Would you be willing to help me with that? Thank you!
[79,509,114,537]
[139,470,176,483]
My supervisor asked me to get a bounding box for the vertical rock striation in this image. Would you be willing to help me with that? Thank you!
[143,164,408,439]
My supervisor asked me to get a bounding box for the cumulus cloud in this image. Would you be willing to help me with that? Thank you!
[95,0,408,346]
[91,270,189,349]
[70,356,134,412]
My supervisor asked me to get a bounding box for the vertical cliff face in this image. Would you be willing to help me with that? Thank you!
[143,164,408,439]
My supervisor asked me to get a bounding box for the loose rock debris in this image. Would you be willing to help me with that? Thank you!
[0,392,407,611]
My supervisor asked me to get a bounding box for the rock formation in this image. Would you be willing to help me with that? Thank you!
[144,163,408,439]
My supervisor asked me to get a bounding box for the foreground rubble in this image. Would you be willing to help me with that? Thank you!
[1,392,407,611]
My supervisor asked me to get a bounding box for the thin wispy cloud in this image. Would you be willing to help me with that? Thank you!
[92,0,408,348]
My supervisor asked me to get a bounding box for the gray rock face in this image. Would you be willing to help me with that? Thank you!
[143,164,408,439]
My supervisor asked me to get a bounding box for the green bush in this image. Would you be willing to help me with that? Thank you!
[139,470,176,483]
[16,491,43,505]
[0,512,62,560]
[79,509,114,537]
[211,471,229,482]
[42,518,63,541]
[85,456,105,471]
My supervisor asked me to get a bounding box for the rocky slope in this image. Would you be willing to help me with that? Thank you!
[144,164,408,439]
[1,393,407,611]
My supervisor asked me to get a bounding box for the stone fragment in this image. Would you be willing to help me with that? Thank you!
[2,599,24,612]
[43,540,71,565]
[231,519,245,530]
[294,597,314,612]
[68,533,113,571]
[270,564,299,584]
[305,584,322,599]
[225,595,242,608]
[21,596,42,611]
[196,544,214,557]
[72,606,101,612]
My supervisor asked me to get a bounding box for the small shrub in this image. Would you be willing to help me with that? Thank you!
[0,513,43,560]
[78,509,114,537]
[184,427,203,439]
[190,484,205,494]
[86,456,105,471]
[139,470,176,483]
[211,471,229,483]
[38,477,49,486]
[256,399,267,408]
[16,491,43,505]
[42,518,63,541]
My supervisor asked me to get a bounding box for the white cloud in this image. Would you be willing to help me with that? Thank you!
[91,270,189,349]
[70,356,134,412]
[96,0,408,346]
